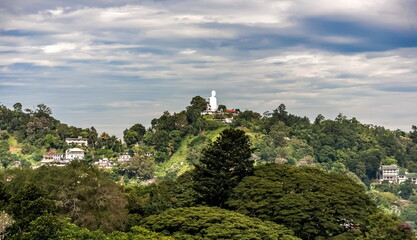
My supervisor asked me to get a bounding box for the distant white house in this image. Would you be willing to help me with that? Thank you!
[40,153,66,167]
[65,148,85,160]
[117,155,131,163]
[40,159,69,167]
[42,154,65,161]
[379,164,417,184]
[40,148,85,167]
[95,158,114,169]
[66,136,88,146]
[380,164,399,183]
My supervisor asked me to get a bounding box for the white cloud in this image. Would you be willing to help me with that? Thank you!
[41,42,77,53]
[0,82,26,86]
[180,49,197,55]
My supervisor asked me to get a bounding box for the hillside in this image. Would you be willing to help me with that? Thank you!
[2,100,417,184]
[1,99,417,238]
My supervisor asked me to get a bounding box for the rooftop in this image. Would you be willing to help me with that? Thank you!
[381,164,398,169]
[67,148,84,152]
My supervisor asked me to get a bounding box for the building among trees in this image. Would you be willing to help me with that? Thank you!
[40,148,85,167]
[379,164,417,184]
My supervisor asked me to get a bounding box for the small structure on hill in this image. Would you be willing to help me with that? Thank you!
[117,154,131,163]
[95,158,114,169]
[40,153,67,167]
[379,164,417,184]
[379,164,399,183]
[40,148,85,167]
[65,148,85,160]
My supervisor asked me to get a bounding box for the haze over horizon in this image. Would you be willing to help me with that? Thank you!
[1,0,417,138]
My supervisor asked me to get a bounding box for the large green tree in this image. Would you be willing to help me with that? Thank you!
[126,171,198,218]
[226,164,378,239]
[1,162,128,233]
[363,212,414,240]
[193,128,253,207]
[140,206,300,240]
[123,123,146,147]
[6,183,55,236]
[121,154,155,180]
[186,96,207,124]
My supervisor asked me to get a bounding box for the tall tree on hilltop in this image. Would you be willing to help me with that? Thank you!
[12,103,22,112]
[410,125,417,144]
[186,96,207,124]
[124,123,146,148]
[193,128,253,207]
[35,104,52,118]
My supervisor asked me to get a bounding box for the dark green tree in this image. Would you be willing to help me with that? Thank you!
[7,183,55,235]
[364,212,414,240]
[126,171,199,218]
[12,103,22,112]
[186,96,207,124]
[227,164,378,239]
[193,128,253,207]
[232,110,261,129]
[399,179,416,200]
[0,182,9,210]
[1,163,129,233]
[410,125,417,144]
[124,123,146,147]
[130,123,146,137]
[35,104,52,118]
[140,206,300,240]
[121,154,155,180]
[20,214,63,240]
[218,104,227,112]
[124,130,139,147]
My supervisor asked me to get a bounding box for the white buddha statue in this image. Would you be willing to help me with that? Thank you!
[209,90,218,112]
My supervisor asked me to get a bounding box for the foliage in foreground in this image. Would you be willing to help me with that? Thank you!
[18,214,172,240]
[140,206,300,240]
[0,161,128,233]
[226,163,412,239]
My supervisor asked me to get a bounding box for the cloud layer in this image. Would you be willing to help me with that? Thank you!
[1,0,417,137]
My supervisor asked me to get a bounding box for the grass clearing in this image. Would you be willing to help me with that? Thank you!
[155,127,227,178]
[7,136,22,153]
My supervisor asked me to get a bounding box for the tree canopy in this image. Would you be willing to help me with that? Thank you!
[193,128,254,207]
[140,206,300,240]
[227,163,378,239]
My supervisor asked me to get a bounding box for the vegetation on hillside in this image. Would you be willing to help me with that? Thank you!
[1,98,417,238]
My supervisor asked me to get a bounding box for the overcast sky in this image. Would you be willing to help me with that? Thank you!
[1,0,417,138]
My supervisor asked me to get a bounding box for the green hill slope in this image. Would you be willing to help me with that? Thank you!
[155,127,227,178]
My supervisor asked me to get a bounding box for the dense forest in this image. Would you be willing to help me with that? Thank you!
[1,97,417,239]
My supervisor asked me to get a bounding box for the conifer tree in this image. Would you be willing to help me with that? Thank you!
[193,128,253,207]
